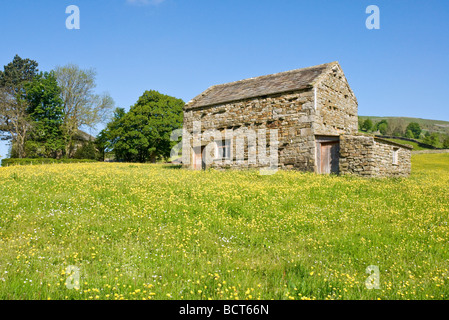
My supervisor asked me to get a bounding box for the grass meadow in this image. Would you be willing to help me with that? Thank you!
[0,154,448,300]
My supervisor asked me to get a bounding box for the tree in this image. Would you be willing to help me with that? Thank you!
[378,122,388,135]
[73,140,98,160]
[386,118,407,137]
[0,55,39,158]
[103,91,184,163]
[423,132,440,147]
[443,136,449,149]
[374,119,388,134]
[361,119,373,132]
[405,129,414,139]
[96,107,126,161]
[406,122,422,139]
[54,64,114,157]
[23,71,65,158]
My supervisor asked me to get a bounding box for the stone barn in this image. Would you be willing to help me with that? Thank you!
[182,62,412,177]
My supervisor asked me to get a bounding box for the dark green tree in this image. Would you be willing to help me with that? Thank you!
[73,140,98,160]
[374,119,388,134]
[406,122,422,139]
[361,119,373,132]
[0,55,39,158]
[103,91,184,163]
[23,71,65,158]
[0,55,38,93]
[378,122,388,135]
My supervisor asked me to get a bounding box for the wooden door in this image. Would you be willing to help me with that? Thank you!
[320,141,339,174]
[193,146,205,170]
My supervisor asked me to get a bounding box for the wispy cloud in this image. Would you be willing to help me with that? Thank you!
[126,0,166,6]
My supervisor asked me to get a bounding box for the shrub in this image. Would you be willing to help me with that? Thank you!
[1,158,97,167]
[73,141,99,160]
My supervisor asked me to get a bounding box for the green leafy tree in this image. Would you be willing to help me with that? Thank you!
[23,71,65,158]
[406,122,422,139]
[378,122,388,135]
[423,132,440,147]
[443,136,449,149]
[96,107,126,161]
[361,119,373,132]
[0,55,39,158]
[374,120,388,134]
[104,91,184,163]
[73,140,98,160]
[405,129,414,139]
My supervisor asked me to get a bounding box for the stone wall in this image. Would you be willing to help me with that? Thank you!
[183,89,317,171]
[339,135,412,177]
[314,64,358,136]
[373,138,412,177]
[339,135,376,176]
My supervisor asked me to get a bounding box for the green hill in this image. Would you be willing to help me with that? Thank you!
[358,116,449,135]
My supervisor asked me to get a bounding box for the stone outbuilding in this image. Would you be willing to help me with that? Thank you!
[182,62,412,177]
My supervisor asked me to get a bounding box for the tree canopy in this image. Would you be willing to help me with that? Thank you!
[406,122,422,139]
[0,55,39,158]
[1,55,114,159]
[23,71,65,158]
[54,64,115,157]
[361,119,373,132]
[100,90,184,163]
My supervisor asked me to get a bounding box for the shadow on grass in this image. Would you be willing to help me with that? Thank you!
[162,164,182,170]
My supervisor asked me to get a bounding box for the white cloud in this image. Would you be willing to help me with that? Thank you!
[126,0,165,6]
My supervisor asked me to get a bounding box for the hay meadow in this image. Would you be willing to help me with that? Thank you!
[0,154,448,300]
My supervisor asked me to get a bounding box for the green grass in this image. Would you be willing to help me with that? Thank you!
[0,154,448,300]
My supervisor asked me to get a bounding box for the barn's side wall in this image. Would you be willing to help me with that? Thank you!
[339,135,376,176]
[314,65,358,136]
[182,89,317,171]
[339,135,412,177]
[373,138,412,177]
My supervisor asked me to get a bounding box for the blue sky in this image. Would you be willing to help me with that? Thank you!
[1,0,449,160]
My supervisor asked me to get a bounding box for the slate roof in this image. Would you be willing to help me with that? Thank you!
[185,62,338,109]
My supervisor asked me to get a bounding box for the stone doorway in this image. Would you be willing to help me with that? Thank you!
[192,146,205,170]
[316,136,340,174]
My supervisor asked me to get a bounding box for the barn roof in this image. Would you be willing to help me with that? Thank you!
[185,61,339,110]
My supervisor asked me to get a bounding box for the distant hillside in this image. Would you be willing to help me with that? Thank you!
[358,116,449,135]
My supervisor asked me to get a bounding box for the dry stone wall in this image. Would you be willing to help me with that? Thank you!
[373,138,412,177]
[339,135,412,177]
